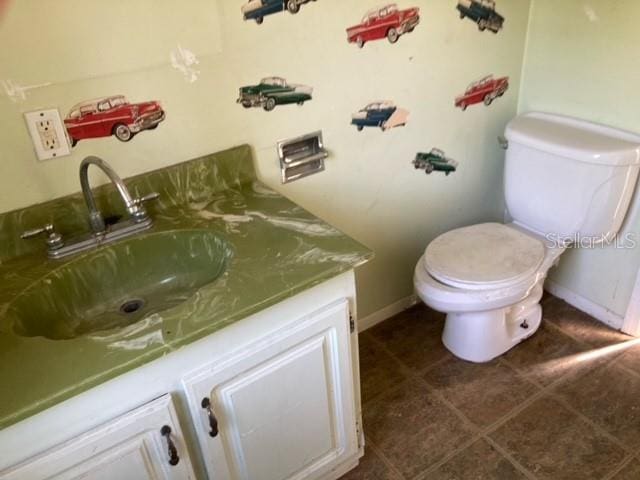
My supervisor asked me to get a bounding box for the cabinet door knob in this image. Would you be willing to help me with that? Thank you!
[201,397,219,438]
[160,425,180,466]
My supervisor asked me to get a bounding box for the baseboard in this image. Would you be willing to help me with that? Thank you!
[358,294,418,332]
[359,284,627,334]
[623,270,640,336]
[544,280,624,330]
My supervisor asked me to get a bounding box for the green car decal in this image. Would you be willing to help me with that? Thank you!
[237,77,313,112]
[413,148,459,176]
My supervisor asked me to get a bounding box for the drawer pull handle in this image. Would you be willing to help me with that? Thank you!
[160,425,180,466]
[201,398,219,438]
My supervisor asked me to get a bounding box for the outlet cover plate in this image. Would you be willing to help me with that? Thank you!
[24,109,71,161]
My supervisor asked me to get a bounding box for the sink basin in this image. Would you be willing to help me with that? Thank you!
[8,230,231,340]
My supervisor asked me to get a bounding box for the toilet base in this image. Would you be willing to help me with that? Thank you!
[442,284,543,363]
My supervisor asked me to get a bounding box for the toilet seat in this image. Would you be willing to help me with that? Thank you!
[424,223,545,291]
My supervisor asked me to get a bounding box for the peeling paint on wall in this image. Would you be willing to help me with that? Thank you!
[1,79,52,102]
[1,1,221,85]
[583,5,599,22]
[170,45,201,83]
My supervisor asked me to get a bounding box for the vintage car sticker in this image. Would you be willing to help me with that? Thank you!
[413,148,459,176]
[457,0,504,33]
[64,95,165,147]
[351,101,409,132]
[454,75,509,110]
[242,0,317,24]
[347,4,420,48]
[237,77,313,112]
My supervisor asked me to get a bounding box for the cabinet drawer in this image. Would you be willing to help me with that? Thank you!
[1,394,196,480]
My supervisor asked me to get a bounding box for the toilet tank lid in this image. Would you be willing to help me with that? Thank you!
[505,112,640,166]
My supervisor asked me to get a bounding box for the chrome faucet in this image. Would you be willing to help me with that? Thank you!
[21,156,159,259]
[80,156,156,233]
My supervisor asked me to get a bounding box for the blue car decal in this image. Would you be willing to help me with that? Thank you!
[244,0,284,20]
[241,0,316,24]
[351,102,409,131]
[352,108,396,128]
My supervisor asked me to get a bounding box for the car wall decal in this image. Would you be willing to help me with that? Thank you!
[237,77,313,112]
[347,4,420,48]
[413,148,459,176]
[64,95,165,147]
[454,75,509,110]
[242,0,317,24]
[457,0,504,33]
[351,101,409,132]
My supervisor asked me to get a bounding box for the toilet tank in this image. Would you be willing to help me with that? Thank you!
[504,112,640,242]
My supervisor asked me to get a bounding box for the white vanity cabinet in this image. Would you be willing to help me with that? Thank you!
[183,300,358,480]
[0,273,363,480]
[1,395,196,480]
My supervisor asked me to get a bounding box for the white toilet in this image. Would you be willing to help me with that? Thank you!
[414,112,640,363]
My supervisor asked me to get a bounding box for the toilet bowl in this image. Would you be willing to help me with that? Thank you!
[413,112,640,363]
[414,223,564,363]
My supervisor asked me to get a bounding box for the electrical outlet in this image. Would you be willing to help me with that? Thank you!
[37,118,59,150]
[24,109,71,161]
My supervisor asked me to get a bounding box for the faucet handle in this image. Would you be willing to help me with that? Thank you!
[21,223,55,239]
[129,192,160,224]
[21,224,64,250]
[133,192,160,207]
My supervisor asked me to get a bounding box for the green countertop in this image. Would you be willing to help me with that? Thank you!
[0,146,372,430]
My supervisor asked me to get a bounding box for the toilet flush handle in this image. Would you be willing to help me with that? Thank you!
[498,136,509,150]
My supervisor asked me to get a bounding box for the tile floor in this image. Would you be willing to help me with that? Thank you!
[341,295,640,480]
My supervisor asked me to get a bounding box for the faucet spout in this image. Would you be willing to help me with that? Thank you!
[21,156,159,259]
[79,156,147,234]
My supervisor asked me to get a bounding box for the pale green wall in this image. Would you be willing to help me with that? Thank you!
[0,0,532,318]
[519,0,640,318]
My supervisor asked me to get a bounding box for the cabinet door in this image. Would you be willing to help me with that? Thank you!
[184,299,358,480]
[2,394,196,480]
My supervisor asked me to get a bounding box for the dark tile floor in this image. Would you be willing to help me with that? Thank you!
[342,295,640,480]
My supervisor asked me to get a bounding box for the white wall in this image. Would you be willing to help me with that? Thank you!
[519,0,640,319]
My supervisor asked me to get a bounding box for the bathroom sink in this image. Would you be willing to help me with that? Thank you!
[8,230,231,340]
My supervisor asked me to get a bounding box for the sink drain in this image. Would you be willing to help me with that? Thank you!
[119,298,145,315]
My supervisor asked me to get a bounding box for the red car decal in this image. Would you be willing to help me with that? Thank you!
[64,95,166,146]
[347,3,420,48]
[455,75,509,110]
